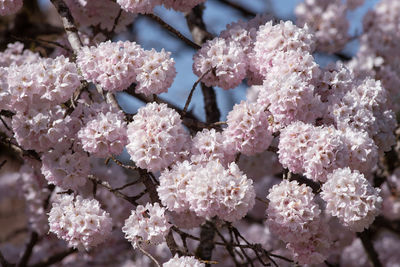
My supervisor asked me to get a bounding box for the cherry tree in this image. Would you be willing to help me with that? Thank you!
[1,0,400,266]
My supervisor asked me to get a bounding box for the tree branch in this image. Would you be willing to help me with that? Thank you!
[17,232,39,267]
[49,0,82,51]
[0,249,14,267]
[216,0,256,17]
[144,13,200,50]
[185,5,221,263]
[29,248,77,267]
[357,230,382,267]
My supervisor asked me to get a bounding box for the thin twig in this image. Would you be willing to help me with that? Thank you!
[0,116,11,131]
[217,0,256,17]
[145,13,201,50]
[113,179,143,191]
[11,35,73,53]
[138,245,161,267]
[110,156,138,170]
[87,175,138,206]
[17,232,39,267]
[183,68,213,115]
[29,248,77,267]
[110,9,123,34]
[0,159,7,170]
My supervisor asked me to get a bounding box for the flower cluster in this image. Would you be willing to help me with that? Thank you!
[77,41,143,92]
[267,180,331,264]
[266,180,321,243]
[186,161,255,222]
[321,168,382,232]
[11,105,80,152]
[163,255,205,267]
[279,121,379,182]
[78,103,128,158]
[256,52,322,130]
[135,48,176,95]
[278,122,347,182]
[48,195,112,251]
[327,77,396,153]
[6,55,80,112]
[126,103,189,172]
[295,0,350,53]
[249,20,315,79]
[158,160,255,222]
[223,101,273,156]
[41,148,90,191]
[0,42,40,67]
[157,160,197,213]
[77,41,175,95]
[122,203,171,248]
[192,38,246,90]
[190,128,234,166]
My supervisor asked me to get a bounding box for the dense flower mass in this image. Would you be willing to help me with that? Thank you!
[295,0,350,53]
[266,180,321,243]
[126,102,189,172]
[223,101,273,156]
[77,41,143,92]
[327,78,396,153]
[135,48,176,96]
[278,121,348,182]
[6,55,80,112]
[191,128,235,166]
[78,104,128,158]
[163,254,205,267]
[321,168,382,232]
[41,148,90,190]
[157,160,197,213]
[2,1,400,266]
[12,105,80,152]
[257,52,322,130]
[122,203,171,248]
[192,37,246,90]
[186,161,255,222]
[48,195,112,251]
[0,42,40,67]
[77,41,175,95]
[249,20,315,79]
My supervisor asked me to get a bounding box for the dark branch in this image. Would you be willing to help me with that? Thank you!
[145,13,201,50]
[182,68,213,115]
[357,230,382,267]
[0,249,14,267]
[29,248,77,267]
[217,0,256,17]
[17,232,39,267]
